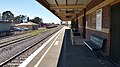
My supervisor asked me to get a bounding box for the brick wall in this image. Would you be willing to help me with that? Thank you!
[85,5,110,56]
[102,5,110,28]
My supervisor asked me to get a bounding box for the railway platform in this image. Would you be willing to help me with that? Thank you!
[18,26,116,67]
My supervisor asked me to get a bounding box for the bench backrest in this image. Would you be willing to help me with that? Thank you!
[90,34,105,48]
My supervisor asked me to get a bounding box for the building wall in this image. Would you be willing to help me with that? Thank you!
[102,5,110,29]
[85,5,110,56]
[78,16,83,34]
[77,0,120,56]
[17,25,32,30]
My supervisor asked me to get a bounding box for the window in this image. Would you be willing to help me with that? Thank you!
[96,9,102,31]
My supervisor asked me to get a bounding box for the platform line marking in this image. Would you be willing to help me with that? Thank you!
[34,28,63,67]
[18,27,64,67]
[54,41,59,45]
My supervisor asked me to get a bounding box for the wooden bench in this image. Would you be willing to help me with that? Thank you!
[84,34,106,57]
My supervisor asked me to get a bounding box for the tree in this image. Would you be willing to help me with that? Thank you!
[33,17,43,27]
[20,15,26,22]
[27,17,29,22]
[13,15,27,23]
[13,16,20,23]
[71,20,75,29]
[2,11,14,21]
[33,17,42,24]
[52,22,54,24]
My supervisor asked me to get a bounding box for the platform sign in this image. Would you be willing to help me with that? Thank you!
[96,9,102,31]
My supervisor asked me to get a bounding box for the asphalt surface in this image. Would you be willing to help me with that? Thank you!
[57,29,116,67]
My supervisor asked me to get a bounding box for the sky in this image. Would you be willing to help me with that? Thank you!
[0,0,61,24]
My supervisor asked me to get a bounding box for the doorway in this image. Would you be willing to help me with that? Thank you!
[110,2,120,63]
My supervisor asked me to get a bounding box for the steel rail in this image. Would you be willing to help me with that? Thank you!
[0,27,62,67]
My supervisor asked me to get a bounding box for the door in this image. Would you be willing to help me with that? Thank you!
[110,2,120,63]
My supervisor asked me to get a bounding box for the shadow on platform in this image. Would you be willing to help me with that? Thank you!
[57,29,116,67]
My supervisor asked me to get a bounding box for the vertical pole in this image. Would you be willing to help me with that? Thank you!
[83,8,86,39]
[75,14,78,32]
[76,14,78,28]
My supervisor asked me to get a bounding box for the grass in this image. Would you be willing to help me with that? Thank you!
[30,28,55,36]
[18,25,63,36]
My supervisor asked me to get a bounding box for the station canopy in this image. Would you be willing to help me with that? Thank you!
[37,0,91,21]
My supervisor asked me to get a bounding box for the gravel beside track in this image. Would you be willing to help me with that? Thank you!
[0,26,63,67]
[0,31,33,39]
[0,33,32,44]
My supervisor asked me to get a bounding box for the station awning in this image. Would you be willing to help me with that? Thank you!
[36,0,91,21]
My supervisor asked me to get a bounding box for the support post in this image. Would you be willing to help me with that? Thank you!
[83,9,86,39]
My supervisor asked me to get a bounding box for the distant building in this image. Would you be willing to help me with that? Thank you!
[15,22,38,30]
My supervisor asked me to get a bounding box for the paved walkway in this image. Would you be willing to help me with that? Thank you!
[57,29,116,67]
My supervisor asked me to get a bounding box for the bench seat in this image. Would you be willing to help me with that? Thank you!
[84,34,106,57]
[84,41,100,50]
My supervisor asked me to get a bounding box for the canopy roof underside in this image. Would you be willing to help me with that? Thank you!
[36,0,92,21]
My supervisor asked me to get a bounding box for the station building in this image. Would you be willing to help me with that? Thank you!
[15,22,38,30]
[37,0,120,64]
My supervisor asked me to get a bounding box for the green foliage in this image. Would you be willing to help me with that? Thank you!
[33,17,43,24]
[27,17,29,22]
[52,22,54,24]
[13,15,26,23]
[2,11,14,21]
[71,20,75,29]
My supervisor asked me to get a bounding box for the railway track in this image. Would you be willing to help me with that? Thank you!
[0,27,57,48]
[0,33,32,44]
[0,34,37,48]
[0,31,30,40]
[0,26,63,67]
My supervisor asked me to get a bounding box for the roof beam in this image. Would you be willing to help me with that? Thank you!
[66,0,67,6]
[57,13,77,14]
[59,15,75,17]
[61,17,75,21]
[55,12,66,14]
[36,0,62,20]
[55,12,80,14]
[84,0,92,6]
[60,18,73,21]
[53,0,61,12]
[75,0,78,5]
[50,5,85,9]
[36,0,49,9]
[54,0,58,6]
[57,13,76,16]
[65,0,67,13]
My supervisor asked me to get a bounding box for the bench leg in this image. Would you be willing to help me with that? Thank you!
[93,50,99,58]
[96,51,100,58]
